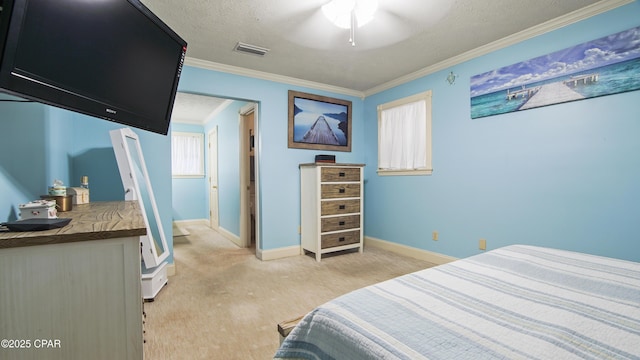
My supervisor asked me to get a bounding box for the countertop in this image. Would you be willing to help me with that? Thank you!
[0,201,146,249]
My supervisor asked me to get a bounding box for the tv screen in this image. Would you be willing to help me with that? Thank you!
[0,0,187,135]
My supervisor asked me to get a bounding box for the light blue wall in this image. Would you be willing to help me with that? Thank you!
[176,69,365,250]
[0,68,363,261]
[67,113,175,263]
[202,100,249,237]
[171,123,208,221]
[1,97,53,221]
[0,97,175,263]
[2,3,638,263]
[170,100,250,237]
[363,2,640,262]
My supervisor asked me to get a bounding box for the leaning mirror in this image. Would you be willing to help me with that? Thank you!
[110,127,169,268]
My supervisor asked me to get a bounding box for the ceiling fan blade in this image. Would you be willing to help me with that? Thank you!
[267,0,455,51]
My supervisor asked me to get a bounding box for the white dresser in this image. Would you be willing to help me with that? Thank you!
[300,163,365,261]
[0,201,145,360]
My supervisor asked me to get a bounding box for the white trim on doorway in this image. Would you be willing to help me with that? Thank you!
[239,102,261,256]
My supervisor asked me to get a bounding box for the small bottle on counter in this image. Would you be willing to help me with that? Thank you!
[81,176,89,189]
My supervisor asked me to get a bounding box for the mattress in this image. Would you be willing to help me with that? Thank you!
[274,245,640,359]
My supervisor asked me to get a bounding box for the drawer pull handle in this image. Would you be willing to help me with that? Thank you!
[339,205,346,210]
[339,188,345,193]
[339,221,345,226]
[339,237,346,242]
[339,172,346,177]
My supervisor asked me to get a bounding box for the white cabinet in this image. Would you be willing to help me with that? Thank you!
[300,163,364,261]
[0,201,144,360]
[142,261,168,301]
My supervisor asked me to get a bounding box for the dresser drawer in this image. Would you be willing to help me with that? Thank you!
[321,215,360,232]
[321,167,360,182]
[321,230,360,249]
[321,184,360,199]
[321,199,360,216]
[300,163,365,261]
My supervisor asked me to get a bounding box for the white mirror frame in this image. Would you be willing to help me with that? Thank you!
[110,127,169,268]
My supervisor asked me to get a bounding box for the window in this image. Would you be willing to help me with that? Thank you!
[171,132,204,178]
[377,90,432,176]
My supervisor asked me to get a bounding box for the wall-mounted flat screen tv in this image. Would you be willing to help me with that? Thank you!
[0,0,187,135]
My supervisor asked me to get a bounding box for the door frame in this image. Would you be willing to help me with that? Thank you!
[208,126,219,230]
[239,103,260,254]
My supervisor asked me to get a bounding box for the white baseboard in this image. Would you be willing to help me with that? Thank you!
[173,219,209,226]
[364,236,457,265]
[257,246,301,261]
[172,220,240,247]
[170,220,456,266]
[253,238,457,264]
[172,219,209,237]
[217,226,242,247]
[172,226,189,237]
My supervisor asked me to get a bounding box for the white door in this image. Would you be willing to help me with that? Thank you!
[208,126,219,229]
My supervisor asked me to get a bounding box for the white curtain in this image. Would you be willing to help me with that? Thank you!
[379,100,427,170]
[171,133,203,176]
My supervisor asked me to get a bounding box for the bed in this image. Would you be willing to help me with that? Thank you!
[274,245,640,359]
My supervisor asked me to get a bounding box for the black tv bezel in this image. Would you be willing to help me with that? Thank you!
[0,0,187,135]
[0,0,13,62]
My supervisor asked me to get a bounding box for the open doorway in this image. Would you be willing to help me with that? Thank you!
[171,93,260,257]
[239,103,258,251]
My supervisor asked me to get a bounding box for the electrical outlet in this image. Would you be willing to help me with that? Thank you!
[479,239,486,250]
[298,226,301,234]
[432,231,438,241]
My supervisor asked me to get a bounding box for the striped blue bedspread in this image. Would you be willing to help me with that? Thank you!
[274,245,640,359]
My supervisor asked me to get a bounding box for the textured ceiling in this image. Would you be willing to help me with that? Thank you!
[147,0,625,123]
[142,0,612,94]
[171,92,233,125]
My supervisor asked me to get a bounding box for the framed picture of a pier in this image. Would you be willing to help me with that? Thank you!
[470,25,640,119]
[288,90,352,152]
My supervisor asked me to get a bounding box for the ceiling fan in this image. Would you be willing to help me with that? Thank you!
[265,0,454,51]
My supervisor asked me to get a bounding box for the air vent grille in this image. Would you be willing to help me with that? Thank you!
[234,42,270,56]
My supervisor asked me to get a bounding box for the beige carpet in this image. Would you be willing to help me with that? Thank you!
[143,223,434,359]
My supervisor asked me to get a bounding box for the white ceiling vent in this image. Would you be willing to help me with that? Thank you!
[234,42,270,57]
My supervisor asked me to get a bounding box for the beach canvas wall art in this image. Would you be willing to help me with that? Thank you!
[288,90,352,152]
[470,25,640,119]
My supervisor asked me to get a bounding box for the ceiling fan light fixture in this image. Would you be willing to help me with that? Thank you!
[322,0,378,29]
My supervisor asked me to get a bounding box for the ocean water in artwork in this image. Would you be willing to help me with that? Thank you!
[471,25,640,119]
[293,97,348,145]
[470,57,640,119]
[294,112,347,145]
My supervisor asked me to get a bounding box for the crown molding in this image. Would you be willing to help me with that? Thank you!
[171,99,234,126]
[206,99,234,122]
[183,57,365,99]
[172,99,234,125]
[184,0,631,100]
[363,0,633,97]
